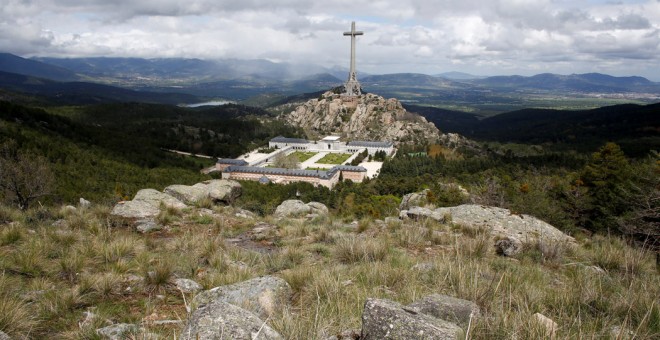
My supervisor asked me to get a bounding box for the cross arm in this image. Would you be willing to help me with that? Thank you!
[343,31,364,36]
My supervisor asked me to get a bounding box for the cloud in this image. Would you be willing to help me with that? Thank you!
[0,0,658,79]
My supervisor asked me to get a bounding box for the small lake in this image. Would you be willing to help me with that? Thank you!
[179,100,234,108]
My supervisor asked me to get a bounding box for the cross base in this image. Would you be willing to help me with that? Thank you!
[343,79,362,97]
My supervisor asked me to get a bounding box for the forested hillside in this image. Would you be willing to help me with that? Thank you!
[0,101,300,205]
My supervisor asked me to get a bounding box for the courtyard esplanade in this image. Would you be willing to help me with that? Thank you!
[268,136,394,156]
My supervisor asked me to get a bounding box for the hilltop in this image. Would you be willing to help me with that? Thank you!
[279,91,441,145]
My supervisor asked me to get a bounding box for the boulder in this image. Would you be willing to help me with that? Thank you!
[205,180,242,203]
[405,206,450,222]
[273,200,328,218]
[164,184,209,205]
[175,278,203,294]
[400,189,432,210]
[407,294,480,328]
[133,189,187,209]
[495,237,523,257]
[532,313,557,338]
[79,197,91,209]
[110,189,187,223]
[96,323,138,339]
[360,298,462,340]
[111,200,161,220]
[192,276,292,318]
[408,204,575,244]
[135,219,162,233]
[307,201,329,216]
[180,300,283,340]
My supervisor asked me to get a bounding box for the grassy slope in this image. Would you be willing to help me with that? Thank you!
[0,204,657,339]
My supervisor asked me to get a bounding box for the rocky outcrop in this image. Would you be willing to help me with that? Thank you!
[282,92,440,144]
[274,200,329,218]
[405,204,575,244]
[407,294,480,328]
[111,181,241,225]
[163,184,208,205]
[110,200,162,221]
[360,298,462,339]
[110,189,186,221]
[192,276,292,318]
[206,180,242,203]
[164,180,242,205]
[400,189,432,210]
[174,278,203,294]
[495,237,523,257]
[134,189,187,210]
[180,300,283,340]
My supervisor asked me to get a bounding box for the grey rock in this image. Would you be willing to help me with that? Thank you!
[274,200,328,218]
[205,179,242,203]
[400,189,432,210]
[283,92,440,145]
[235,208,256,219]
[135,219,162,233]
[192,276,292,319]
[110,199,161,220]
[134,189,187,210]
[406,206,449,222]
[164,184,208,205]
[79,197,91,209]
[175,278,203,294]
[180,300,283,340]
[96,323,138,340]
[307,201,329,216]
[360,298,462,340]
[408,204,575,244]
[407,294,481,328]
[0,331,11,340]
[495,237,523,257]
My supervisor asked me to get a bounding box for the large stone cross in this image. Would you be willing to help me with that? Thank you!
[343,21,363,96]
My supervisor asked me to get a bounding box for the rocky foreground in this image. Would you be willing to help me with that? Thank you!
[100,181,584,339]
[2,179,655,339]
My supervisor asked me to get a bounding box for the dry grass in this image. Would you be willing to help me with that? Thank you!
[0,203,658,339]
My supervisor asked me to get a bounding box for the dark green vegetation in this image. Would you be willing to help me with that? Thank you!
[0,100,300,206]
[407,102,660,157]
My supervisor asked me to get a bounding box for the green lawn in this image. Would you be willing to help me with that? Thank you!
[291,151,318,162]
[317,153,351,164]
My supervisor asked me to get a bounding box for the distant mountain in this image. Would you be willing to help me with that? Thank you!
[362,73,457,87]
[0,71,199,105]
[436,72,484,80]
[0,53,79,82]
[35,56,328,82]
[476,73,655,92]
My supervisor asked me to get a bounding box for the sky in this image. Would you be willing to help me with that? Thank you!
[2,0,660,80]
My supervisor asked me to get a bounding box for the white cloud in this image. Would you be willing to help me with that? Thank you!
[0,0,658,79]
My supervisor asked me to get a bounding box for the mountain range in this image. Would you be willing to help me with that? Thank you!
[0,52,659,111]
